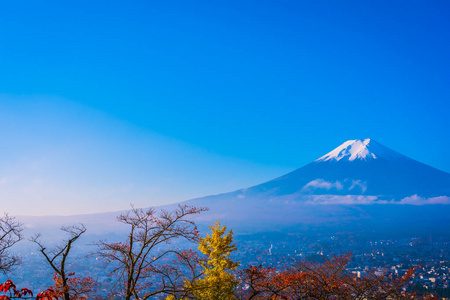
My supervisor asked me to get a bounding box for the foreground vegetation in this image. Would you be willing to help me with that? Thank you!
[0,207,442,299]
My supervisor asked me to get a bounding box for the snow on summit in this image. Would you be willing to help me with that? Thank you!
[317,139,376,161]
[316,139,395,162]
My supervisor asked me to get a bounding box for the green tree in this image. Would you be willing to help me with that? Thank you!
[187,221,239,300]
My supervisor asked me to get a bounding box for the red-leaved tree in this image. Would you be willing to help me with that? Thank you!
[50,272,97,300]
[31,224,97,300]
[240,253,440,300]
[0,279,57,300]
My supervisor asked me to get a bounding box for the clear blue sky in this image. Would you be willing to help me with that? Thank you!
[1,0,449,215]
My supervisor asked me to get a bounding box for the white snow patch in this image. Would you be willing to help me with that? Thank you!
[317,139,377,161]
[316,138,407,162]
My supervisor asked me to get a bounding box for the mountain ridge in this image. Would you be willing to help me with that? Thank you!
[17,139,450,237]
[174,138,450,232]
[226,139,450,201]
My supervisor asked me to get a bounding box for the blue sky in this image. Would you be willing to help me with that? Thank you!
[1,1,449,215]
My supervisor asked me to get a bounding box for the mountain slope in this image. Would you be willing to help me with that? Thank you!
[180,139,450,232]
[252,139,450,200]
[18,139,450,237]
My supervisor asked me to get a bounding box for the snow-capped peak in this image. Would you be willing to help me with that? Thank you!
[316,139,379,162]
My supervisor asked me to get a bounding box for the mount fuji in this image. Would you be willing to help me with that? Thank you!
[257,138,450,202]
[178,139,450,234]
[18,139,450,237]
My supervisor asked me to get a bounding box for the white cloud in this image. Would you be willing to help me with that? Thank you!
[305,195,381,205]
[349,180,367,193]
[398,195,450,205]
[304,194,450,205]
[302,179,343,192]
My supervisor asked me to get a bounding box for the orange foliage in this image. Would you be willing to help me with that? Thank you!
[51,273,97,300]
[240,253,440,300]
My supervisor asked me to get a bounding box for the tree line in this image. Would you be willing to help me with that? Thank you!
[0,206,441,299]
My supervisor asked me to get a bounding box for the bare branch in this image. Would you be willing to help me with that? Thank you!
[94,204,207,300]
[0,213,23,273]
[31,224,87,300]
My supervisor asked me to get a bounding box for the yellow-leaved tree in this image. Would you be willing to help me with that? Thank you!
[186,221,239,300]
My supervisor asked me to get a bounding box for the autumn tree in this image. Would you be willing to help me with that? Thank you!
[291,253,353,299]
[0,213,23,273]
[156,249,205,300]
[50,272,97,300]
[31,224,96,300]
[95,205,207,300]
[240,253,439,300]
[240,265,304,299]
[0,279,58,300]
[185,221,239,300]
